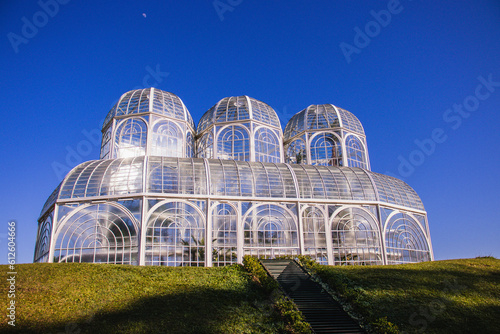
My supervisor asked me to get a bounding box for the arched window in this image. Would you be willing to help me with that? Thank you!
[285,138,307,164]
[114,118,147,158]
[302,206,328,264]
[146,201,205,266]
[255,128,281,163]
[385,213,430,264]
[331,207,382,265]
[54,204,138,264]
[310,132,342,166]
[217,125,250,161]
[151,120,183,157]
[244,204,299,258]
[212,203,237,266]
[346,135,367,169]
[197,132,214,159]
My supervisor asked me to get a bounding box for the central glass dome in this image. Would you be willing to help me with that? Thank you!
[196,96,284,163]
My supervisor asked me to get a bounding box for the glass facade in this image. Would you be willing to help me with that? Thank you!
[35,88,433,266]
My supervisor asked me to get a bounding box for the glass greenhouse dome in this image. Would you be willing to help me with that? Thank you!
[284,104,370,169]
[34,88,433,266]
[197,96,283,163]
[100,88,195,160]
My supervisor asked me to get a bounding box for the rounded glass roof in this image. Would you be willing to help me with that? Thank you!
[198,96,282,133]
[103,88,194,130]
[41,156,424,217]
[284,104,365,141]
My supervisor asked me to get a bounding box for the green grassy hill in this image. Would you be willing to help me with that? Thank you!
[305,257,500,334]
[1,257,499,333]
[0,263,283,333]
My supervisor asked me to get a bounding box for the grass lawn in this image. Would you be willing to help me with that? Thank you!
[0,263,284,333]
[307,257,500,334]
[2,257,498,333]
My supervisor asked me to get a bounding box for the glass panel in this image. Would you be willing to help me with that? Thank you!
[370,172,424,210]
[113,118,147,159]
[346,135,368,169]
[212,203,237,266]
[34,213,52,263]
[217,125,250,161]
[100,126,112,159]
[331,207,383,265]
[302,206,328,265]
[310,132,343,166]
[54,203,139,264]
[385,212,430,264]
[250,98,280,128]
[285,138,306,164]
[197,132,214,159]
[255,128,281,163]
[243,204,299,258]
[337,107,364,134]
[145,201,205,267]
[151,120,183,157]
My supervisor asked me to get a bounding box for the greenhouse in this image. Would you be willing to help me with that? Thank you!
[34,88,433,266]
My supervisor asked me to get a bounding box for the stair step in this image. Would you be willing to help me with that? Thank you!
[261,259,365,334]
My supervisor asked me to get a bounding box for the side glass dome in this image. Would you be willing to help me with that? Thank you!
[284,104,370,170]
[99,88,195,159]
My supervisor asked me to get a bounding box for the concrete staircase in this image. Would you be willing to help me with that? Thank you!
[261,259,365,334]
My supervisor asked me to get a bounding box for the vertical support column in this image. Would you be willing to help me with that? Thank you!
[364,138,371,171]
[250,122,256,162]
[109,118,116,158]
[205,199,212,267]
[305,133,311,165]
[325,205,335,266]
[341,130,348,167]
[146,88,154,157]
[47,204,59,263]
[377,204,387,265]
[424,215,434,261]
[139,157,149,266]
[236,201,244,264]
[297,201,305,255]
[139,196,147,266]
[245,96,255,162]
[212,127,217,159]
[279,131,284,163]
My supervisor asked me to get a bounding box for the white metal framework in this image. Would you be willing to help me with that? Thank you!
[100,88,195,160]
[284,104,370,170]
[35,88,433,266]
[197,96,284,163]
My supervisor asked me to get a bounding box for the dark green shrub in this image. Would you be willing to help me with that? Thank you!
[274,296,312,334]
[242,256,312,334]
[242,255,279,292]
[371,316,399,334]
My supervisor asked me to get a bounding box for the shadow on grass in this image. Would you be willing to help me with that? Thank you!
[314,260,500,334]
[319,264,500,292]
[4,286,278,334]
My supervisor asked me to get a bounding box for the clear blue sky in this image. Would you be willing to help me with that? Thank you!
[1,1,499,264]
